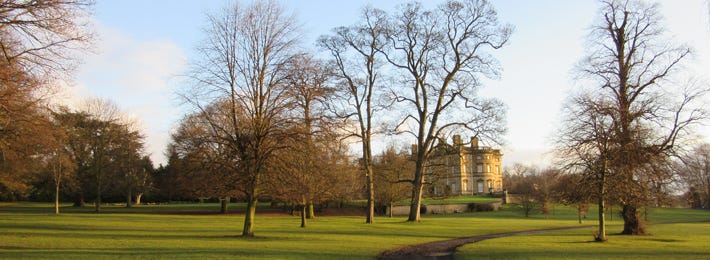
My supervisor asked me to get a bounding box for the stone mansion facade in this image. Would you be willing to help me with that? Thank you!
[422,135,503,196]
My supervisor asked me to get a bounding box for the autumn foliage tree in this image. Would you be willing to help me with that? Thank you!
[0,0,92,200]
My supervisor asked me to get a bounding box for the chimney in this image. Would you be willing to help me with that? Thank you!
[453,135,462,148]
[471,136,479,149]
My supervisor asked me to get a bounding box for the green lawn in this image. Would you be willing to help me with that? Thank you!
[457,207,710,259]
[0,202,708,259]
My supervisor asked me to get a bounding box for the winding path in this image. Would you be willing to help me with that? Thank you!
[377,226,592,260]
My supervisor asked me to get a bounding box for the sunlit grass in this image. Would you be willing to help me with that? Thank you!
[0,203,707,259]
[457,208,710,259]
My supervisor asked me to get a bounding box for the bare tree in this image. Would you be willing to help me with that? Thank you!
[382,0,511,222]
[556,93,616,241]
[284,54,333,219]
[267,128,346,228]
[554,173,593,224]
[265,54,337,227]
[676,143,710,208]
[182,0,299,237]
[318,6,388,224]
[565,0,708,236]
[0,0,93,80]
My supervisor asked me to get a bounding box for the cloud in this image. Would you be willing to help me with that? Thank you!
[67,24,187,165]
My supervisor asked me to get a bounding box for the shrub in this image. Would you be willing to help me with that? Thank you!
[476,203,495,212]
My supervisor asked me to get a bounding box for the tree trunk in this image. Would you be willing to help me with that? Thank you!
[135,193,143,205]
[596,194,606,241]
[621,204,645,235]
[407,170,424,222]
[364,143,375,224]
[242,193,257,237]
[596,160,607,241]
[300,204,307,228]
[73,194,85,207]
[54,182,60,215]
[125,186,132,208]
[95,173,102,213]
[94,194,101,213]
[366,169,375,224]
[221,197,230,214]
[389,201,393,218]
[306,202,315,219]
[408,155,426,222]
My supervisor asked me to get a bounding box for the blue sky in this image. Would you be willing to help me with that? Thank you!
[61,0,710,167]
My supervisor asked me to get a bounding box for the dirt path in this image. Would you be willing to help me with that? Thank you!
[377,226,592,260]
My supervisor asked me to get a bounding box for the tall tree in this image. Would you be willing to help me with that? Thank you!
[382,0,511,222]
[573,0,707,235]
[183,0,299,237]
[319,6,388,224]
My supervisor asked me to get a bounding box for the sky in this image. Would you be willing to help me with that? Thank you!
[57,0,710,167]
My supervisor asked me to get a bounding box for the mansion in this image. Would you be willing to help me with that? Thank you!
[423,135,503,196]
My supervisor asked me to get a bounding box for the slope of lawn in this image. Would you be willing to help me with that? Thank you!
[456,207,710,259]
[1,202,707,259]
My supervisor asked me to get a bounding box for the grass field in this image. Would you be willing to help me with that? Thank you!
[1,202,708,259]
[457,207,710,259]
